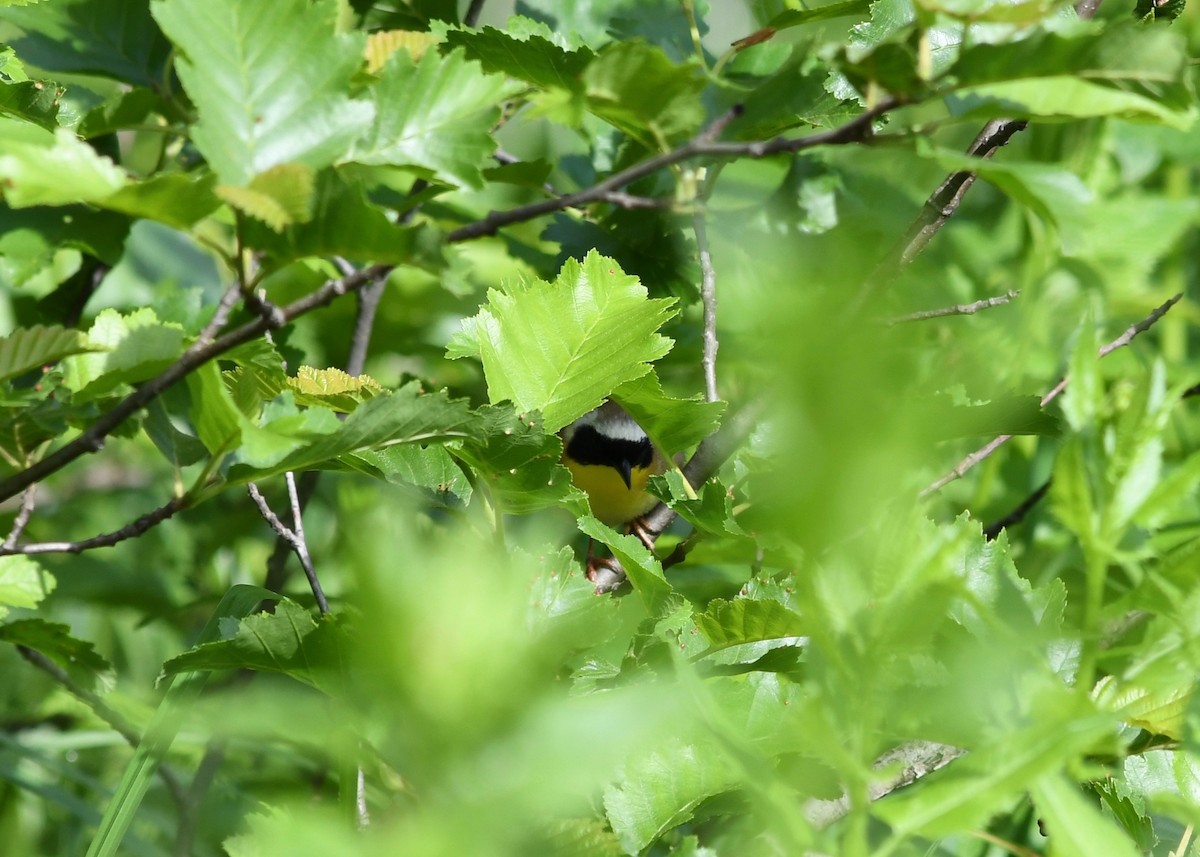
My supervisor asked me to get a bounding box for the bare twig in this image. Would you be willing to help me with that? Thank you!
[3,485,38,549]
[17,645,190,813]
[248,482,329,614]
[983,479,1051,540]
[0,263,390,504]
[922,293,1184,497]
[0,494,190,555]
[694,208,720,402]
[448,100,897,243]
[803,740,964,827]
[888,289,1020,324]
[463,0,487,27]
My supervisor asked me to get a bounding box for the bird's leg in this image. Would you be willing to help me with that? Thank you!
[626,517,656,552]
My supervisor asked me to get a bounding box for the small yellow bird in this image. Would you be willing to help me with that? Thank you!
[560,400,667,536]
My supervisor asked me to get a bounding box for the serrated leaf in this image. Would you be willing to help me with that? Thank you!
[612,372,724,456]
[443,20,596,90]
[651,472,750,542]
[225,382,478,484]
[0,117,126,207]
[216,163,316,231]
[243,169,428,265]
[1030,774,1145,857]
[603,734,740,854]
[0,324,98,382]
[99,171,221,230]
[1094,676,1189,739]
[583,41,706,144]
[351,46,517,189]
[946,26,1195,128]
[152,0,374,186]
[875,709,1116,837]
[346,444,472,508]
[578,515,672,612]
[0,76,62,130]
[59,308,185,401]
[284,366,383,412]
[0,619,114,692]
[695,598,807,651]
[0,0,171,87]
[449,403,574,515]
[159,599,343,693]
[365,29,438,72]
[0,554,54,617]
[448,251,677,432]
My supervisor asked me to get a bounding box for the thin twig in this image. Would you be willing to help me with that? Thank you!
[17,645,190,813]
[247,482,329,614]
[0,263,390,504]
[694,208,720,402]
[463,0,487,27]
[448,100,897,243]
[922,293,1184,497]
[888,289,1020,324]
[3,485,38,549]
[0,494,190,555]
[983,479,1051,541]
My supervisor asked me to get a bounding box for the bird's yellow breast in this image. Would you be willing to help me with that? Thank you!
[566,459,660,525]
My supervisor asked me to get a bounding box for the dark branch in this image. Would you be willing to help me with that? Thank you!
[983,479,1051,541]
[448,101,898,243]
[922,293,1184,496]
[0,264,391,504]
[0,494,190,555]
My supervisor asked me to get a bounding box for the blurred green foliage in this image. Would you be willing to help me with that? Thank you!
[0,0,1198,856]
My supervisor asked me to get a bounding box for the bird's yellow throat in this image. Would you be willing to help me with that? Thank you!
[561,402,666,525]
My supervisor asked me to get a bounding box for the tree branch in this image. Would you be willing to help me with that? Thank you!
[887,289,1020,324]
[922,293,1184,497]
[0,494,191,555]
[0,263,391,505]
[447,100,898,243]
[248,481,328,613]
[17,645,190,815]
[694,208,720,402]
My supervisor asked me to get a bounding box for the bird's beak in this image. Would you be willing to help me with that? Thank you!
[617,459,633,489]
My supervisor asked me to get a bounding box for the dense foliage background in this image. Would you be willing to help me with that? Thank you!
[0,0,1198,855]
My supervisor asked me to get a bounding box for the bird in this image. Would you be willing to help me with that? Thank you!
[560,400,668,550]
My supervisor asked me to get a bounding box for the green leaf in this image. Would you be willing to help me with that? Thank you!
[768,0,872,27]
[99,171,221,230]
[875,708,1116,838]
[351,47,518,189]
[0,118,126,207]
[1030,774,1145,857]
[216,163,316,231]
[0,324,98,383]
[0,73,62,130]
[151,0,374,186]
[612,372,724,456]
[603,734,740,854]
[0,202,130,267]
[946,26,1195,129]
[243,170,431,265]
[578,515,672,612]
[0,619,114,692]
[919,143,1093,253]
[583,41,706,144]
[695,598,807,651]
[59,308,185,401]
[77,87,161,138]
[449,404,575,515]
[448,250,677,432]
[347,444,472,508]
[86,584,276,857]
[284,366,383,413]
[0,0,171,87]
[159,598,343,692]
[442,18,596,90]
[0,554,54,617]
[225,382,478,484]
